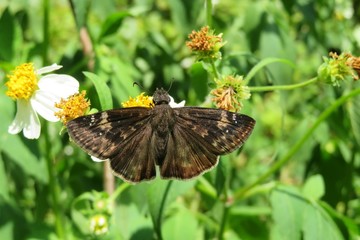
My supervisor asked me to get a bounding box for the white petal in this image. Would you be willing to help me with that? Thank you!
[23,106,41,139]
[8,100,29,135]
[31,91,60,122]
[38,74,79,99]
[8,100,41,139]
[169,96,185,108]
[32,74,79,122]
[91,156,109,162]
[36,63,62,75]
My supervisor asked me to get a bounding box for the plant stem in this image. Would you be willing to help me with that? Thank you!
[205,0,212,27]
[155,181,173,240]
[249,77,318,92]
[42,0,49,65]
[218,203,230,240]
[210,60,220,79]
[109,182,130,202]
[234,87,360,201]
[43,123,65,239]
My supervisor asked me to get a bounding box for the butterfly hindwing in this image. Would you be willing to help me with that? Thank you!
[67,107,157,182]
[159,107,255,179]
[160,123,219,179]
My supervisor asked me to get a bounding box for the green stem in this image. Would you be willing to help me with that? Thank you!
[210,60,220,79]
[249,77,318,92]
[42,0,49,65]
[155,181,173,240]
[109,182,130,202]
[218,203,230,240]
[206,0,212,27]
[43,123,65,239]
[234,87,360,201]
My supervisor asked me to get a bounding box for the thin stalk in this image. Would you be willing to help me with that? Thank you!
[234,87,360,201]
[206,0,213,27]
[43,123,65,239]
[218,204,230,240]
[249,77,318,92]
[155,181,173,240]
[42,0,49,65]
[210,60,220,79]
[109,182,131,202]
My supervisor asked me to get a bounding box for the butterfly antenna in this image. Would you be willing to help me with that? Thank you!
[167,79,174,92]
[133,81,145,90]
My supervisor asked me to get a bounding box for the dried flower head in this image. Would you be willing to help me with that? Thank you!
[186,26,226,61]
[345,53,360,80]
[317,52,354,86]
[55,91,90,124]
[211,75,250,112]
[122,92,154,108]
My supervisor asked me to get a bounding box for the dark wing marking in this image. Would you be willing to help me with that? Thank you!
[174,107,255,154]
[159,107,255,179]
[66,107,156,182]
[160,124,219,179]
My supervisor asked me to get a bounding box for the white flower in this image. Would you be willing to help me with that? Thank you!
[6,63,79,139]
[169,96,185,108]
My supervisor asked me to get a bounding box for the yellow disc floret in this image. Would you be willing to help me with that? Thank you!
[55,91,90,124]
[6,63,38,100]
[122,92,154,108]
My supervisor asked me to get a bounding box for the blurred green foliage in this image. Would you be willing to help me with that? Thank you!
[0,0,360,239]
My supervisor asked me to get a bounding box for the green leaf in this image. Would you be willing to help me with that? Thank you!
[271,185,344,240]
[98,11,131,41]
[271,186,303,240]
[347,90,360,147]
[0,155,9,201]
[2,135,47,183]
[71,0,91,29]
[189,62,208,103]
[162,206,198,240]
[167,1,188,35]
[111,202,152,240]
[302,174,325,200]
[302,203,344,240]
[0,8,14,61]
[83,71,113,110]
[147,179,195,238]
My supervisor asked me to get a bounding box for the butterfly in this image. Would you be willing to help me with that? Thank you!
[66,88,255,183]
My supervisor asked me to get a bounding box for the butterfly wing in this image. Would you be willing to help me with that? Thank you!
[66,108,157,182]
[160,107,255,179]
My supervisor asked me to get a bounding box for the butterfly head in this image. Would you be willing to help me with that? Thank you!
[153,88,170,105]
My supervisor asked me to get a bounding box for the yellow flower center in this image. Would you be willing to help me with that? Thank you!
[6,63,38,100]
[122,92,154,108]
[55,91,90,124]
[89,214,108,236]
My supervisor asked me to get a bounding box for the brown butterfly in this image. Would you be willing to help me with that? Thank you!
[66,88,255,183]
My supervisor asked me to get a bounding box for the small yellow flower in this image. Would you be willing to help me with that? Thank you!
[55,91,90,124]
[186,26,226,61]
[6,63,38,100]
[211,75,250,112]
[5,63,79,139]
[89,214,109,236]
[317,52,354,86]
[122,92,154,108]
